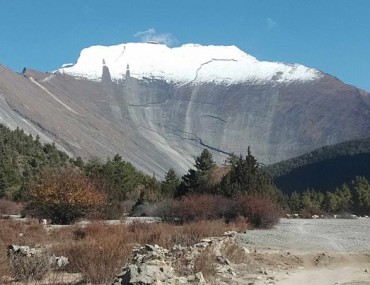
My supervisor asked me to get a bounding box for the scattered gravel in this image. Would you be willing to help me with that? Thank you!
[240,218,370,253]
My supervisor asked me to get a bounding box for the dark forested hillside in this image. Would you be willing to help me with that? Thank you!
[266,137,370,193]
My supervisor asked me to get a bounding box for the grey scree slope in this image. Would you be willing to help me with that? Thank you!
[0,63,370,177]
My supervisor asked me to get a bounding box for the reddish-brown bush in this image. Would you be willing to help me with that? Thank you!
[0,219,48,246]
[158,193,276,229]
[0,199,23,215]
[236,195,280,229]
[53,223,131,283]
[126,221,176,248]
[0,219,49,282]
[0,215,250,284]
[181,220,231,244]
[168,194,234,222]
[0,248,10,283]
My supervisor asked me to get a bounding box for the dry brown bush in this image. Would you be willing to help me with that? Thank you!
[27,167,106,224]
[161,194,271,230]
[236,195,280,229]
[53,223,131,284]
[228,215,250,232]
[182,220,228,242]
[0,219,49,282]
[128,219,245,248]
[0,199,23,215]
[0,215,249,284]
[129,222,177,248]
[0,248,10,283]
[222,240,248,264]
[194,247,218,279]
[8,250,51,281]
[169,194,234,222]
[0,219,47,246]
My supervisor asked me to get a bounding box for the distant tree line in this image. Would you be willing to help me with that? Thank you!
[286,176,370,216]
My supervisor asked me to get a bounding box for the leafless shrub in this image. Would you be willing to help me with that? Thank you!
[222,240,248,264]
[0,219,48,247]
[0,199,23,216]
[54,224,131,284]
[236,195,280,229]
[194,247,218,280]
[8,250,51,281]
[0,248,10,283]
[182,220,228,243]
[169,194,234,223]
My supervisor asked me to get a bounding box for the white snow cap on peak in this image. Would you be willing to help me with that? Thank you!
[57,42,322,84]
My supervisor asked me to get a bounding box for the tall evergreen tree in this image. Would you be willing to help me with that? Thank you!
[288,191,302,212]
[351,176,370,215]
[218,147,278,198]
[335,183,352,212]
[323,192,339,213]
[176,149,215,196]
[161,168,180,198]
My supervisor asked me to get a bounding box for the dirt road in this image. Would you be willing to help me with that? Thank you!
[239,218,370,285]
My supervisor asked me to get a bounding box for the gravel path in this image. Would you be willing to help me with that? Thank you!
[240,218,370,253]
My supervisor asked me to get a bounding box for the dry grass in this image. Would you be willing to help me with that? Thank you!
[127,221,177,248]
[0,219,49,283]
[8,250,51,281]
[51,223,131,283]
[0,219,48,246]
[222,240,249,264]
[0,250,10,284]
[181,220,231,245]
[0,217,248,283]
[194,247,218,279]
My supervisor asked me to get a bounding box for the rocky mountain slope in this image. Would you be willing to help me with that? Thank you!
[1,43,370,176]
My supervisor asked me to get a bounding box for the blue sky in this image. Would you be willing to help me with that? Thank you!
[1,0,369,91]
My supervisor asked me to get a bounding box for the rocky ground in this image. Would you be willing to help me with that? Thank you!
[4,218,370,284]
[108,218,370,285]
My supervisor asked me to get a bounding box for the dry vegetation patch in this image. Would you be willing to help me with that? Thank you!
[0,199,23,216]
[0,217,249,284]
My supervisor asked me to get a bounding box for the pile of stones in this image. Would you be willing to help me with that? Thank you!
[7,245,69,268]
[111,231,249,285]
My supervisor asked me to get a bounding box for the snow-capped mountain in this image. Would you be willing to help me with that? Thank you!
[58,43,322,84]
[0,42,369,176]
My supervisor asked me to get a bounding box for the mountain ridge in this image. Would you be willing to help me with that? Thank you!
[0,43,370,177]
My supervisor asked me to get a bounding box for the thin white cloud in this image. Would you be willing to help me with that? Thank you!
[134,28,177,46]
[267,17,278,30]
